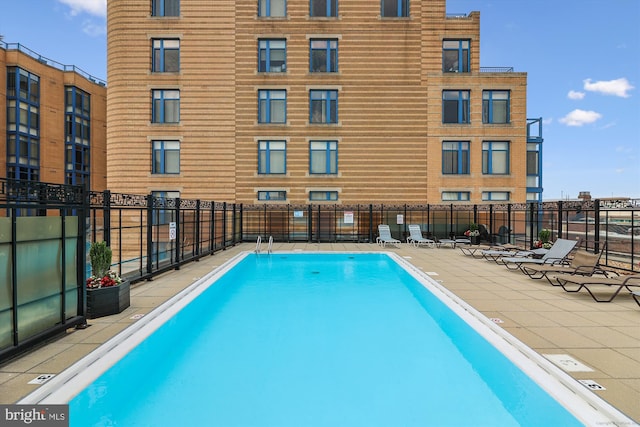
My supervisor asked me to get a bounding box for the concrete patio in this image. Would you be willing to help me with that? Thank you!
[0,242,638,423]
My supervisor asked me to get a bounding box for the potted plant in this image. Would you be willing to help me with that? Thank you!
[464,223,481,244]
[534,228,553,249]
[86,241,130,318]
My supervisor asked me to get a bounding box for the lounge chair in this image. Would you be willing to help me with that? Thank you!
[460,243,518,258]
[520,244,606,284]
[501,238,578,271]
[551,273,640,302]
[632,291,640,307]
[481,245,536,263]
[436,236,471,248]
[376,224,401,248]
[406,224,436,248]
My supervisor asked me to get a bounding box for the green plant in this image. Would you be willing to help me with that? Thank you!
[469,223,479,231]
[87,241,121,288]
[538,228,551,243]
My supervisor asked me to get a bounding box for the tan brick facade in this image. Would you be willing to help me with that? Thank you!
[107,0,530,204]
[0,45,107,191]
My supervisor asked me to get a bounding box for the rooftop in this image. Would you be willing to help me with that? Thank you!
[1,243,638,423]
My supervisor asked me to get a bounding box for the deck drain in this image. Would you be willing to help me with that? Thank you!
[543,354,593,372]
[130,314,146,320]
[490,318,504,324]
[28,374,55,385]
[578,380,606,391]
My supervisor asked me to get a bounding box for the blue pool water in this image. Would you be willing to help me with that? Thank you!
[69,253,582,426]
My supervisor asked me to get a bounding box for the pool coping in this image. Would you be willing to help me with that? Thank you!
[19,250,637,426]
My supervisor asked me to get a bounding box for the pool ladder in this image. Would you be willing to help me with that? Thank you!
[255,236,273,254]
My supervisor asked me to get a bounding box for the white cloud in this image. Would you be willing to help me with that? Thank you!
[567,90,585,100]
[559,109,602,127]
[583,78,634,98]
[57,0,106,17]
[82,19,106,37]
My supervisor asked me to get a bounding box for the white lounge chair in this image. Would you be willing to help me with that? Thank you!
[406,224,436,248]
[501,238,578,271]
[376,224,401,248]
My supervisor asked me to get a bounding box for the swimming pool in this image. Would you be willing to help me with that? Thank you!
[21,252,631,426]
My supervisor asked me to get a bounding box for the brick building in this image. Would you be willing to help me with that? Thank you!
[106,0,543,204]
[0,42,107,191]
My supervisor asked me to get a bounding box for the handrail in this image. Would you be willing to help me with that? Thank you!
[267,236,273,254]
[255,236,262,253]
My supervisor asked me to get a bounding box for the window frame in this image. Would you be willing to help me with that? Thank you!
[309,140,338,175]
[152,140,180,174]
[258,39,287,73]
[442,141,469,175]
[258,140,287,174]
[152,89,180,124]
[152,0,180,17]
[258,0,286,17]
[482,191,510,202]
[483,90,510,124]
[381,0,409,17]
[309,191,339,201]
[258,89,287,124]
[310,39,338,73]
[310,0,338,17]
[442,90,470,124]
[482,141,510,175]
[258,190,287,201]
[309,90,338,124]
[442,40,470,73]
[441,191,470,202]
[152,39,180,73]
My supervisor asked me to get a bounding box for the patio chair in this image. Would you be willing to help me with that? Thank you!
[551,273,640,303]
[436,236,471,249]
[520,243,606,284]
[481,245,534,263]
[406,224,436,248]
[460,243,517,258]
[376,224,401,248]
[501,238,578,271]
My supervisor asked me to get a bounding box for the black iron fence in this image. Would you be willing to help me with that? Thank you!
[2,183,638,364]
[89,192,638,279]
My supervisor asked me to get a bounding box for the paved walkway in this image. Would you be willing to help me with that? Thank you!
[1,242,638,422]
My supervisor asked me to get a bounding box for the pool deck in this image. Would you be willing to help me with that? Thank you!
[1,242,638,423]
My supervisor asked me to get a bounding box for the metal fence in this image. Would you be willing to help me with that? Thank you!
[91,193,638,277]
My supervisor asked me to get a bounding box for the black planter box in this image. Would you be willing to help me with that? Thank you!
[86,279,130,319]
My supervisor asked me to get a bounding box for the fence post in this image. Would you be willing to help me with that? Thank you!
[528,203,535,248]
[195,199,201,257]
[557,200,563,240]
[238,203,243,244]
[146,194,153,275]
[103,190,111,246]
[594,199,600,253]
[369,204,373,243]
[175,197,181,269]
[222,202,227,249]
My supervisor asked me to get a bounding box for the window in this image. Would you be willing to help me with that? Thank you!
[258,39,286,72]
[65,87,91,187]
[527,143,540,187]
[152,39,180,72]
[482,141,509,174]
[259,0,286,17]
[381,0,409,17]
[309,191,338,201]
[443,40,470,73]
[310,0,337,17]
[152,90,180,123]
[310,39,338,72]
[6,67,40,183]
[482,191,510,201]
[152,0,179,16]
[258,90,287,124]
[310,90,338,124]
[258,140,286,174]
[258,191,287,201]
[442,141,469,174]
[443,90,470,124]
[442,191,470,201]
[483,90,510,124]
[152,141,180,174]
[309,141,337,174]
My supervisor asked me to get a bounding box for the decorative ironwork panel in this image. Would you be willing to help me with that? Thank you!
[111,192,148,207]
[180,199,198,209]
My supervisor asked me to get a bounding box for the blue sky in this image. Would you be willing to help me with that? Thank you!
[1,0,638,200]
